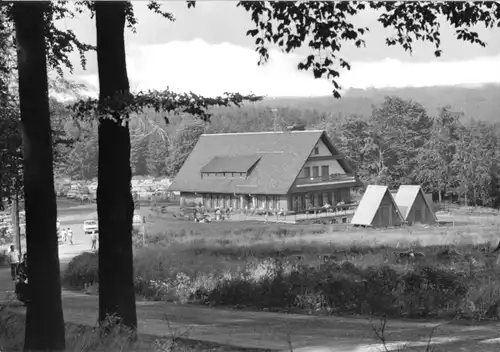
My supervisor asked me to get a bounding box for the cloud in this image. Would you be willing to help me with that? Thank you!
[71,39,500,98]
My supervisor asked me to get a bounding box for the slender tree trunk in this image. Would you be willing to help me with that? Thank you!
[95,1,137,328]
[13,2,66,350]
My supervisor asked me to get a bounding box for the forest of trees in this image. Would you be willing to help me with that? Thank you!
[59,94,500,208]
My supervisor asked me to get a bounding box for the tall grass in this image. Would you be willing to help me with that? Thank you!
[63,222,500,321]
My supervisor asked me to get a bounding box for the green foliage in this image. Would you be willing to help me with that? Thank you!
[63,251,99,288]
[71,90,262,123]
[146,133,168,177]
[0,10,21,205]
[130,132,149,176]
[63,134,98,180]
[165,118,206,177]
[1,2,95,76]
[314,97,500,205]
[66,234,500,320]
[0,99,22,203]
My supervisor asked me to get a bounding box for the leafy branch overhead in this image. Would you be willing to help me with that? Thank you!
[0,0,177,77]
[239,1,500,98]
[69,89,263,124]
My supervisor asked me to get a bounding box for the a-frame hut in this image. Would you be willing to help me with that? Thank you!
[350,185,404,228]
[394,185,437,225]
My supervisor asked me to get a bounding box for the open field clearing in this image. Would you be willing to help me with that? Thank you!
[64,205,500,322]
[137,204,500,249]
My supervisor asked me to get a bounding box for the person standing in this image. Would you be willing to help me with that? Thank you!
[67,228,73,245]
[8,245,20,281]
[90,231,98,250]
[17,253,28,278]
[61,228,67,243]
[15,253,29,305]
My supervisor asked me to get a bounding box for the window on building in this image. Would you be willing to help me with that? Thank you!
[303,167,310,178]
[321,165,329,178]
[313,193,320,207]
[269,196,274,209]
[312,166,319,178]
[314,146,319,155]
[305,194,311,208]
[322,193,329,206]
[256,196,263,208]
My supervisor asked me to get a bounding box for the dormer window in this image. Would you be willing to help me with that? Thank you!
[200,155,261,178]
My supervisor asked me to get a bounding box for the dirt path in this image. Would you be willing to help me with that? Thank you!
[2,290,500,352]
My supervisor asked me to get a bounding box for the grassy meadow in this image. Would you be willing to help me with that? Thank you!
[64,204,500,321]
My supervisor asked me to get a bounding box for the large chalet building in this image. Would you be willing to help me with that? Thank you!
[169,129,361,212]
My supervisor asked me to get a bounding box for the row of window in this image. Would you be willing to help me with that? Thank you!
[291,191,346,211]
[303,165,329,179]
[200,194,280,210]
[201,172,246,178]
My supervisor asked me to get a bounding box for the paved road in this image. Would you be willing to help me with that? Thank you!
[2,205,500,351]
[0,206,95,298]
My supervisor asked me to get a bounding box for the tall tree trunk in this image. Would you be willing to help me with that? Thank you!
[13,2,66,350]
[95,1,137,328]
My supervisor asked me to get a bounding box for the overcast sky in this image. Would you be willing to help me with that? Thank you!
[58,2,500,98]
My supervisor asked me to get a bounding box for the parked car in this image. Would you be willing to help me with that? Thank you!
[138,191,154,199]
[83,220,98,232]
[132,214,143,229]
[61,185,71,196]
[85,228,99,236]
[76,193,90,201]
[67,191,77,199]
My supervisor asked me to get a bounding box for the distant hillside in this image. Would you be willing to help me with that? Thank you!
[251,84,500,123]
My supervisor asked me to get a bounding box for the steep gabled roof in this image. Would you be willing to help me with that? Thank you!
[395,185,437,221]
[170,130,351,195]
[350,185,404,226]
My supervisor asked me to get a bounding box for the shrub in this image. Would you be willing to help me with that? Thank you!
[63,233,499,321]
[200,262,470,318]
[0,247,8,267]
[63,251,98,288]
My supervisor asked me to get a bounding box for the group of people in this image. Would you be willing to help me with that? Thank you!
[56,221,73,245]
[60,227,74,245]
[192,206,233,223]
